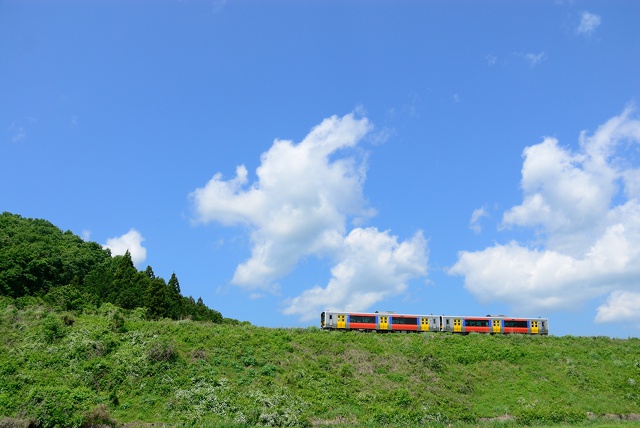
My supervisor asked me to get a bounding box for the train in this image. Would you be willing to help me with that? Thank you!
[320,310,549,335]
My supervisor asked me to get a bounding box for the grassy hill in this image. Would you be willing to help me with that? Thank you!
[1,298,640,427]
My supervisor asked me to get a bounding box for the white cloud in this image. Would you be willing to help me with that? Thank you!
[450,106,640,321]
[103,229,147,266]
[524,52,546,67]
[596,291,640,325]
[190,112,429,314]
[469,206,488,234]
[191,113,374,288]
[283,228,428,321]
[8,122,26,143]
[576,11,601,36]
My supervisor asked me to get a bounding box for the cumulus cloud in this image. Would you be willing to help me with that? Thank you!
[190,112,429,314]
[103,229,147,266]
[283,228,428,321]
[450,106,640,321]
[576,11,601,36]
[596,291,640,325]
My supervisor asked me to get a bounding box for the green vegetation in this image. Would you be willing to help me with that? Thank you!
[2,211,640,427]
[0,212,223,322]
[1,300,640,427]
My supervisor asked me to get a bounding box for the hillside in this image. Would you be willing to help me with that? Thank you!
[0,212,224,323]
[2,299,640,427]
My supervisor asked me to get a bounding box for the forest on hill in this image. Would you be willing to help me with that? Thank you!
[0,212,225,323]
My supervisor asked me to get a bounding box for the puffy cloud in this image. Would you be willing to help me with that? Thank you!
[596,291,640,325]
[191,113,374,288]
[450,106,640,321]
[576,11,601,36]
[103,229,147,266]
[191,112,429,314]
[283,228,428,321]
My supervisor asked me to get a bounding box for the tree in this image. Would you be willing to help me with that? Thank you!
[112,252,145,309]
[167,273,183,319]
[145,277,169,319]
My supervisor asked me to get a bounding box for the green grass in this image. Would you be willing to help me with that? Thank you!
[1,299,640,427]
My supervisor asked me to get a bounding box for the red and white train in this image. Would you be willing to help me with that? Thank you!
[320,311,549,335]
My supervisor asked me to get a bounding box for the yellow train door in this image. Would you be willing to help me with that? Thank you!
[337,314,346,329]
[420,317,429,331]
[492,319,501,333]
[531,320,539,334]
[379,316,389,331]
[454,318,462,333]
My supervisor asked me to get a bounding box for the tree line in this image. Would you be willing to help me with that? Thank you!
[0,212,225,322]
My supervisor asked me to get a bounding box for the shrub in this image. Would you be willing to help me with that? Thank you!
[41,313,64,343]
[147,339,178,363]
[110,310,126,333]
[26,386,91,428]
[82,404,116,427]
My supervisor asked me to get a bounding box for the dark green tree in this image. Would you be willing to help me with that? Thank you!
[144,266,155,280]
[167,272,183,319]
[112,252,145,309]
[146,276,170,319]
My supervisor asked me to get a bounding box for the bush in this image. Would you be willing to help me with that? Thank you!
[26,386,92,428]
[110,310,126,333]
[41,313,65,343]
[82,404,116,427]
[147,339,178,363]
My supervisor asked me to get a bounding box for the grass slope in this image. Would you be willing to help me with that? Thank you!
[1,299,640,427]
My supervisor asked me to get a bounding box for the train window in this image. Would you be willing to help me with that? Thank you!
[504,320,528,328]
[350,315,376,323]
[329,315,333,320]
[446,319,450,325]
[392,317,418,325]
[465,319,489,327]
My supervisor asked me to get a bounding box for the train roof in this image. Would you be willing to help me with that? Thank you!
[322,310,547,320]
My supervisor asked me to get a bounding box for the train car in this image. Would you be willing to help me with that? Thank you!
[321,311,548,335]
[320,311,440,333]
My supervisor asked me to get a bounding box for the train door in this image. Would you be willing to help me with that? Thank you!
[442,317,452,332]
[453,318,462,333]
[337,314,346,329]
[420,317,429,332]
[492,319,501,333]
[434,317,441,332]
[540,320,548,335]
[379,316,389,331]
[531,320,539,334]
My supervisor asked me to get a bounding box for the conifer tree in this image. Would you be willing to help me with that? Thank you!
[146,276,169,319]
[112,251,145,309]
[167,272,183,319]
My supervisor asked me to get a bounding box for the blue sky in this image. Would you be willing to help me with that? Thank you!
[2,1,640,337]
